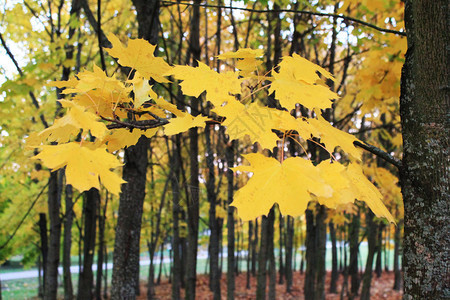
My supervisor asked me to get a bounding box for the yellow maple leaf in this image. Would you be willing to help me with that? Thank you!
[38,100,108,143]
[127,72,159,107]
[218,49,264,76]
[153,97,185,117]
[103,128,158,152]
[269,54,338,110]
[62,65,125,94]
[106,34,171,83]
[316,161,394,222]
[217,48,264,59]
[168,62,242,107]
[308,115,363,160]
[213,100,283,149]
[33,142,124,195]
[163,114,209,135]
[231,153,332,221]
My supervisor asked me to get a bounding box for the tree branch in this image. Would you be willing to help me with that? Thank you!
[161,1,406,36]
[353,140,402,169]
[101,116,169,130]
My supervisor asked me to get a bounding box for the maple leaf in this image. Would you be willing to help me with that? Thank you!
[168,62,242,107]
[213,100,283,149]
[269,54,338,110]
[128,74,158,107]
[62,65,125,94]
[103,128,158,152]
[38,100,108,143]
[316,161,395,223]
[307,115,363,160]
[218,48,264,76]
[163,114,209,136]
[231,153,332,221]
[217,48,264,59]
[106,34,171,83]
[33,142,124,195]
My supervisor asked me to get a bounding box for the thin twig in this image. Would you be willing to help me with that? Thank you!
[162,1,406,36]
[353,140,402,169]
[101,116,169,130]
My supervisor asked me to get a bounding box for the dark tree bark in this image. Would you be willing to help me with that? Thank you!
[170,135,182,300]
[206,96,220,300]
[348,209,361,299]
[226,140,236,300]
[400,2,449,299]
[110,0,159,298]
[110,137,149,299]
[360,210,377,300]
[304,209,316,299]
[329,220,338,294]
[39,213,48,298]
[185,1,201,299]
[304,205,327,300]
[393,220,402,291]
[268,209,276,300]
[285,216,294,293]
[95,193,107,300]
[63,185,74,300]
[278,212,285,285]
[375,223,384,278]
[246,220,252,290]
[44,171,62,300]
[77,188,99,300]
[256,215,269,299]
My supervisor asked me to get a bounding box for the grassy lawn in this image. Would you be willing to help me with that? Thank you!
[1,244,400,299]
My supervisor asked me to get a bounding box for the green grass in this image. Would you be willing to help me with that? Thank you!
[1,243,401,299]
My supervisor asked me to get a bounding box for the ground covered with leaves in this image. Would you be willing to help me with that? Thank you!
[138,271,402,299]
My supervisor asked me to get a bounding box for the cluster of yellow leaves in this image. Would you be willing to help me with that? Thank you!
[30,34,394,223]
[232,154,394,223]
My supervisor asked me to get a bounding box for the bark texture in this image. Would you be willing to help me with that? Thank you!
[400,1,450,299]
[110,0,159,298]
[110,136,150,299]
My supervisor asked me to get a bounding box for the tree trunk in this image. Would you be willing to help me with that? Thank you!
[304,209,316,299]
[110,137,149,299]
[285,216,294,293]
[44,171,62,300]
[95,194,108,300]
[393,220,402,291]
[77,188,99,300]
[349,209,360,299]
[360,210,377,300]
[375,223,384,278]
[226,141,236,300]
[206,124,220,300]
[329,221,338,293]
[39,213,48,298]
[63,185,74,300]
[278,212,285,285]
[185,1,201,299]
[251,219,258,277]
[110,0,159,297]
[170,136,181,300]
[315,205,327,300]
[256,215,269,299]
[400,2,449,299]
[268,209,276,300]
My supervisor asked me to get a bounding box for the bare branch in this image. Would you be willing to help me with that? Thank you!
[162,1,406,37]
[353,140,402,169]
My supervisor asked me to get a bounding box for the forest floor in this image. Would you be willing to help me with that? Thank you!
[137,271,403,300]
